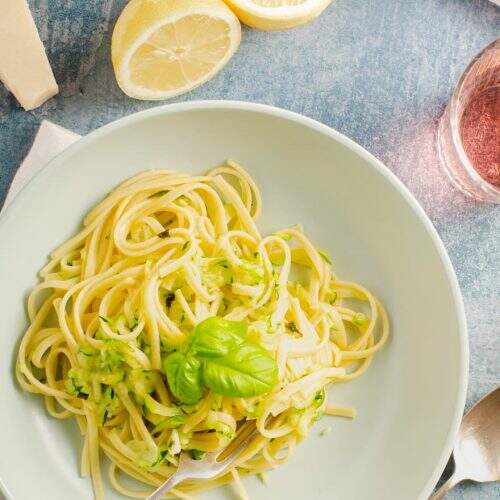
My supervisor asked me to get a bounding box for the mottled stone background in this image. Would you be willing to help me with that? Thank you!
[0,0,499,498]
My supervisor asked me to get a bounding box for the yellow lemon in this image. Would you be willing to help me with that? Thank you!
[223,0,332,30]
[112,0,241,100]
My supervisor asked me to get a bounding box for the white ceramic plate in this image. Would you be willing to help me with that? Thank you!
[0,101,467,500]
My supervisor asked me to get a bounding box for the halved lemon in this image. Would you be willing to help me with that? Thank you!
[112,0,241,100]
[223,0,333,31]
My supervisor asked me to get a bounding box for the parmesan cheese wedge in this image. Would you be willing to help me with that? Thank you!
[0,0,58,110]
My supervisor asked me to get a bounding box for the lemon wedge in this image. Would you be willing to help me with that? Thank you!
[112,0,241,100]
[223,0,332,30]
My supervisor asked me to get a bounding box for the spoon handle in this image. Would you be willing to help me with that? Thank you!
[429,471,463,500]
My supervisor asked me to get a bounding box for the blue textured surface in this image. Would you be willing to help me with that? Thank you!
[0,0,499,498]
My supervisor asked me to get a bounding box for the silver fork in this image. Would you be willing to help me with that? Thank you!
[146,422,259,500]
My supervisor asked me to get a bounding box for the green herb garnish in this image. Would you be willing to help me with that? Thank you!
[317,249,332,264]
[165,292,175,309]
[157,229,170,238]
[190,449,206,460]
[163,317,278,404]
[312,388,326,408]
[152,414,187,434]
[257,472,268,484]
[150,190,168,198]
[326,291,337,305]
[78,347,94,357]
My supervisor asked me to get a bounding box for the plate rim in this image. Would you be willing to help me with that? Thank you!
[0,100,468,500]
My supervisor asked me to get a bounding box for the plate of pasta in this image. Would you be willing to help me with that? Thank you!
[0,102,467,500]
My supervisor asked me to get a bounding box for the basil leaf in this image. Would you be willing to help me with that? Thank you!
[163,317,278,402]
[202,343,278,398]
[164,352,203,404]
[190,317,247,358]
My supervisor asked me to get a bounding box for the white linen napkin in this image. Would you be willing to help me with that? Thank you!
[2,120,81,211]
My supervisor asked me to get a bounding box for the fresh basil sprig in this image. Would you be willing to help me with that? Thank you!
[163,317,278,404]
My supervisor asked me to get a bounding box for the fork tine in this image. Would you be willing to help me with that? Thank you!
[215,422,259,468]
[146,423,259,499]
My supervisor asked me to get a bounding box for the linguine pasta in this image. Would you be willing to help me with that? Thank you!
[16,161,389,499]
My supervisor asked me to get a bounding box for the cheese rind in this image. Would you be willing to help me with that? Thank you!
[0,0,59,110]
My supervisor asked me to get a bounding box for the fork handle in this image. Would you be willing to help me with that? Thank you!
[428,471,463,500]
[146,471,186,500]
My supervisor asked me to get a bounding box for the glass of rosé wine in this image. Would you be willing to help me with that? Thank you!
[436,38,499,203]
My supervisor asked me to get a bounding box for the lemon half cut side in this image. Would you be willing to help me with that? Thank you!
[112,0,241,100]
